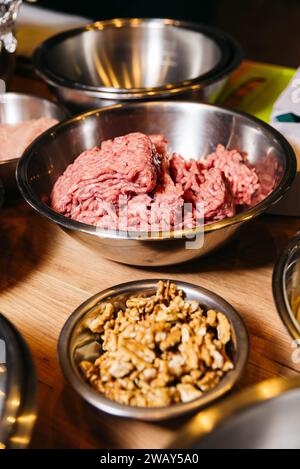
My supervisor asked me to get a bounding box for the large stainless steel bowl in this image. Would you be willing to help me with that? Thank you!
[16,101,296,267]
[0,92,68,194]
[0,313,37,449]
[273,233,300,340]
[33,18,243,112]
[170,376,300,449]
[58,279,249,421]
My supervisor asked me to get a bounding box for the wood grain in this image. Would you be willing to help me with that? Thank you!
[1,72,300,448]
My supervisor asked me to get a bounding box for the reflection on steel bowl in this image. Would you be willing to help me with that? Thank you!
[33,18,243,112]
[170,376,300,449]
[273,234,300,340]
[17,101,296,266]
[0,313,37,449]
[0,92,68,194]
[58,279,249,421]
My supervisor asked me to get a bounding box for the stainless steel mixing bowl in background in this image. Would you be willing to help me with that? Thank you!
[58,279,249,421]
[0,92,68,194]
[170,376,300,449]
[33,18,243,112]
[273,233,300,340]
[0,313,37,449]
[16,101,296,267]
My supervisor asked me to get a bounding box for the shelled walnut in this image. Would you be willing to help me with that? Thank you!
[79,281,234,407]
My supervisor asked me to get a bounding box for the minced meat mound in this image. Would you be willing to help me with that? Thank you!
[0,117,58,161]
[50,132,265,231]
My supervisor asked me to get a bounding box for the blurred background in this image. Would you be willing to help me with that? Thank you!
[36,0,300,67]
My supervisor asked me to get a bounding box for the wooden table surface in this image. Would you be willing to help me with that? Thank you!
[1,73,300,449]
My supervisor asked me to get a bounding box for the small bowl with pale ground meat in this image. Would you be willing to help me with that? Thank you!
[58,280,248,421]
[17,101,296,266]
[0,92,68,194]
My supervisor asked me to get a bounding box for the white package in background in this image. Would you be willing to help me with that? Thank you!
[269,68,300,216]
[271,66,300,119]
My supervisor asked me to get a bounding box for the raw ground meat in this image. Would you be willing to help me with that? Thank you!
[192,168,235,221]
[51,132,161,225]
[51,132,265,231]
[149,134,169,158]
[205,144,260,206]
[170,154,235,222]
[0,117,58,161]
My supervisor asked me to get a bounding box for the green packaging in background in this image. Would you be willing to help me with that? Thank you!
[216,60,295,123]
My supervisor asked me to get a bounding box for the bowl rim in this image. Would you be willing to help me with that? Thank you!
[33,18,243,99]
[169,375,300,448]
[16,100,297,241]
[57,279,249,421]
[0,313,37,448]
[0,91,69,167]
[273,234,300,340]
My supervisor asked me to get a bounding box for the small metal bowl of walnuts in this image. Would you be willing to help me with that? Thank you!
[58,280,249,421]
